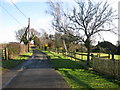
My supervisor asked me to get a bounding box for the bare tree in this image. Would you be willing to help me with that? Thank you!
[47,1,77,52]
[47,1,66,32]
[15,27,26,42]
[66,0,117,65]
[39,32,50,47]
[15,27,40,45]
[47,1,66,51]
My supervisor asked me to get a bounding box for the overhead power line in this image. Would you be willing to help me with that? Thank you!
[0,5,23,26]
[11,0,28,19]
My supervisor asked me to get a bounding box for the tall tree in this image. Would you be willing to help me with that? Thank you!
[34,36,40,47]
[47,1,76,52]
[39,32,50,47]
[15,27,40,45]
[54,32,63,49]
[66,0,117,65]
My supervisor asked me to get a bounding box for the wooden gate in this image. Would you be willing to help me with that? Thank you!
[1,48,8,60]
[0,48,2,60]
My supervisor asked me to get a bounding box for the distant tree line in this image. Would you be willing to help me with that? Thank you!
[92,41,120,55]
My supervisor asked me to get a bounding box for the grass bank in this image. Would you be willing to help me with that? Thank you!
[1,49,33,73]
[41,50,120,88]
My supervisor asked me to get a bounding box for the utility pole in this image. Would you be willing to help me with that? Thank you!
[28,18,30,52]
[63,39,67,53]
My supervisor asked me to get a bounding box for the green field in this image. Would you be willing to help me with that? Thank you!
[41,50,120,88]
[68,52,120,60]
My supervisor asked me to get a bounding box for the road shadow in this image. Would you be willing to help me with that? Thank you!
[19,55,31,58]
[26,59,52,69]
[2,59,24,70]
[2,52,32,70]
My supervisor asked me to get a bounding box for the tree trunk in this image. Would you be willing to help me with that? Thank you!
[85,38,91,66]
[63,40,67,53]
[55,48,58,53]
[87,46,90,66]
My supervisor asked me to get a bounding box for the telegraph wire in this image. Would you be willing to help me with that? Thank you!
[10,0,28,19]
[0,5,23,26]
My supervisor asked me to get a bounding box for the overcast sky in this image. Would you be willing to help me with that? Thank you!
[0,0,119,45]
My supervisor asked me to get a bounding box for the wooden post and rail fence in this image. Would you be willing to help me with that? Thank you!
[0,48,8,60]
[52,49,120,80]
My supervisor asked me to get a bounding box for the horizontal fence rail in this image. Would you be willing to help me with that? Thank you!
[48,49,120,80]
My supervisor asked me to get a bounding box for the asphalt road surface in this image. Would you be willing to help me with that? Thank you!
[2,49,70,89]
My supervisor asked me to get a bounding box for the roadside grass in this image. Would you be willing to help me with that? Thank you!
[1,49,33,72]
[57,69,120,88]
[16,51,33,60]
[41,50,120,88]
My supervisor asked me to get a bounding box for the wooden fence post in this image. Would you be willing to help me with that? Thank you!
[2,49,5,60]
[108,53,110,59]
[2,48,8,60]
[82,54,83,60]
[71,52,72,60]
[74,53,76,61]
[112,54,114,60]
[5,48,8,60]
[99,53,100,58]
[91,54,94,60]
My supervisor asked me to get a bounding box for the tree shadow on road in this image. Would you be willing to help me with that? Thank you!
[19,55,31,58]
[2,59,24,70]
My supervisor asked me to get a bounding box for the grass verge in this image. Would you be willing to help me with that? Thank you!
[1,49,33,73]
[41,50,120,88]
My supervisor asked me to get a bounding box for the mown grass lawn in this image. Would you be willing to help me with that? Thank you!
[41,50,120,88]
[1,49,33,73]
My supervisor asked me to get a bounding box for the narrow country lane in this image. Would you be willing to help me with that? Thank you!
[2,49,69,88]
